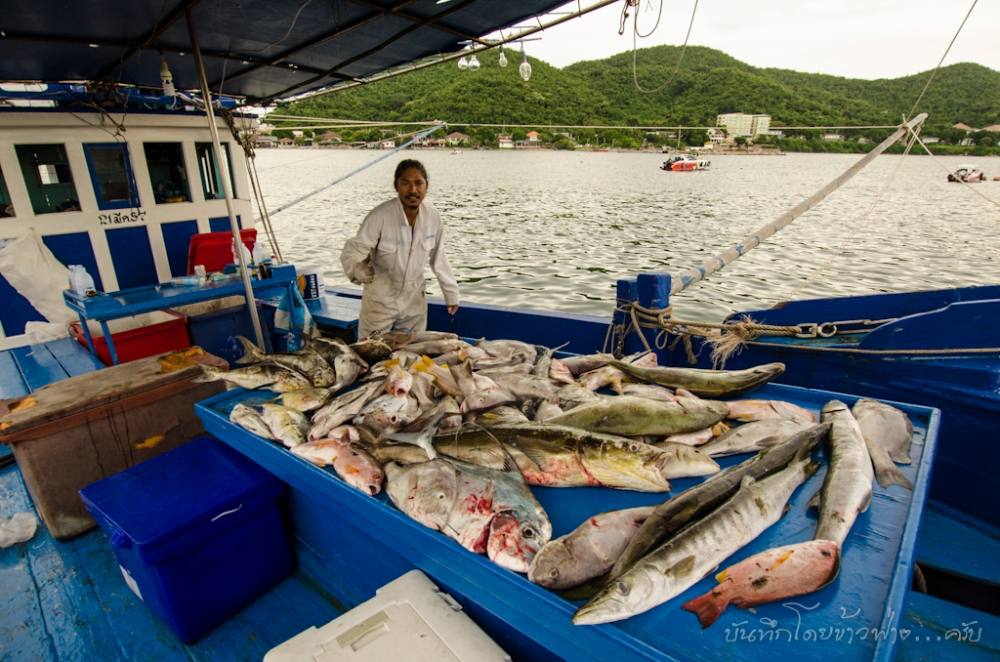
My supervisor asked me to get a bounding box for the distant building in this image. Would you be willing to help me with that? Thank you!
[498,134,514,149]
[822,133,844,141]
[921,136,941,144]
[526,130,541,143]
[751,114,771,136]
[292,130,304,138]
[278,137,294,147]
[446,131,470,145]
[717,113,753,138]
[255,135,277,148]
[706,127,726,144]
[380,140,396,149]
[320,131,342,143]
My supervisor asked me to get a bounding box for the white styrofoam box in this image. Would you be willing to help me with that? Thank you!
[265,570,511,662]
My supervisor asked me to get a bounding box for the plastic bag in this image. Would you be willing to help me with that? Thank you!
[0,512,38,548]
[0,229,77,326]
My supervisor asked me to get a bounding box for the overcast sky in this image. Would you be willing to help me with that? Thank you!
[520,0,998,79]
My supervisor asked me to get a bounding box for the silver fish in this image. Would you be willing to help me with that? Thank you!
[609,361,785,398]
[548,396,728,436]
[726,399,815,424]
[385,457,551,573]
[229,403,274,440]
[852,399,914,490]
[814,400,874,545]
[260,403,309,448]
[357,393,420,434]
[235,336,336,388]
[574,454,817,625]
[700,419,811,457]
[279,388,331,412]
[528,506,655,590]
[310,381,383,440]
[195,363,312,392]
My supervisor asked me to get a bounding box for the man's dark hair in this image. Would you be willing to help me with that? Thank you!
[394,159,428,185]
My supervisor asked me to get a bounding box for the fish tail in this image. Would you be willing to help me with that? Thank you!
[192,365,223,383]
[682,590,730,629]
[235,336,263,365]
[877,464,914,491]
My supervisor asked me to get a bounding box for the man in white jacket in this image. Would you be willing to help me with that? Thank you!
[340,160,460,339]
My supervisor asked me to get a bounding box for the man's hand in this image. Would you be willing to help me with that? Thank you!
[447,305,459,316]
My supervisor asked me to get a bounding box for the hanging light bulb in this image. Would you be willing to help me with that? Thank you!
[498,47,508,68]
[468,54,480,71]
[457,55,469,70]
[519,43,532,82]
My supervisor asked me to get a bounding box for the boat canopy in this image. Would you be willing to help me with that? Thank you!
[0,0,568,103]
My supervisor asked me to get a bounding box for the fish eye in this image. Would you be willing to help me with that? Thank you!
[522,526,536,539]
[628,442,640,452]
[616,581,631,596]
[549,568,559,580]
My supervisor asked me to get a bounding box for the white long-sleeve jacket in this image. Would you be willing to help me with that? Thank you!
[340,197,459,338]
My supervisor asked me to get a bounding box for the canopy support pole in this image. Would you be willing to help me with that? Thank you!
[186,9,266,350]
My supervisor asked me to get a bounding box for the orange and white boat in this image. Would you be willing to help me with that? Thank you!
[660,154,711,171]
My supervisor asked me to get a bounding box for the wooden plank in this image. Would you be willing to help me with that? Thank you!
[917,504,1000,587]
[9,345,68,392]
[0,350,29,399]
[898,591,1000,660]
[43,337,105,377]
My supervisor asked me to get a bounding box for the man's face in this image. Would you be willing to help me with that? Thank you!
[395,168,428,211]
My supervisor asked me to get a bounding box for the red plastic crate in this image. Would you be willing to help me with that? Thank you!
[186,230,257,274]
[71,311,191,366]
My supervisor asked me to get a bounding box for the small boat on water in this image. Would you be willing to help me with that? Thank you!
[660,154,711,171]
[947,164,987,182]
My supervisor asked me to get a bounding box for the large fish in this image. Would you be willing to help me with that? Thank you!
[852,399,914,490]
[682,540,841,628]
[292,433,385,496]
[700,419,811,457]
[356,393,420,434]
[306,336,370,371]
[310,381,383,440]
[725,399,815,424]
[574,454,818,625]
[621,383,676,402]
[229,403,274,440]
[195,363,312,392]
[259,403,309,448]
[813,401,874,545]
[279,388,331,412]
[451,361,515,412]
[385,457,551,573]
[561,352,616,376]
[349,336,393,364]
[528,506,655,590]
[547,396,728,436]
[610,423,829,580]
[235,336,336,388]
[608,361,785,398]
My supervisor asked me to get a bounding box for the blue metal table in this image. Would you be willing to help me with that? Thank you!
[63,265,298,365]
[196,383,940,662]
[306,293,361,337]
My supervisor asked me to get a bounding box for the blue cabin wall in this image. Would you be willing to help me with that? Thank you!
[42,231,104,291]
[209,215,242,233]
[160,220,200,277]
[105,226,158,289]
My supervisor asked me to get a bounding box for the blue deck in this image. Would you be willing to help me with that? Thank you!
[197,383,941,662]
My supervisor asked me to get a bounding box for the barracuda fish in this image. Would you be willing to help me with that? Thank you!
[259,403,309,448]
[384,457,552,573]
[547,396,729,436]
[310,381,384,440]
[682,540,841,628]
[195,363,312,392]
[852,398,914,490]
[574,454,818,625]
[726,399,815,424]
[528,506,655,590]
[700,419,811,457]
[608,361,785,398]
[814,401,874,545]
[279,388,331,412]
[235,336,336,388]
[610,423,829,581]
[229,403,274,440]
[292,434,385,495]
[401,338,469,356]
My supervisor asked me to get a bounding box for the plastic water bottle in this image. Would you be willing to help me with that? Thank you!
[68,265,97,296]
[231,239,252,267]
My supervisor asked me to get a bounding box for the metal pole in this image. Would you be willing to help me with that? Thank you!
[186,9,266,349]
[671,113,928,294]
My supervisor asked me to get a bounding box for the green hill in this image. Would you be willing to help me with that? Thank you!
[279,46,1000,146]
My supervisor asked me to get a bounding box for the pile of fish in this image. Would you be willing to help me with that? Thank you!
[199,332,914,626]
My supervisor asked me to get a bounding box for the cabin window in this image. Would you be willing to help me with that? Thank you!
[83,143,140,210]
[144,142,191,204]
[195,142,236,200]
[0,166,13,217]
[15,144,80,214]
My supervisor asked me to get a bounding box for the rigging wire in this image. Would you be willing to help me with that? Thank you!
[632,0,699,95]
[906,0,979,121]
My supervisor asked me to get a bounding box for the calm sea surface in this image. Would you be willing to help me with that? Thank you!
[254,150,1000,322]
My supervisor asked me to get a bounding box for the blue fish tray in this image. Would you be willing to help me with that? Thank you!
[196,382,939,662]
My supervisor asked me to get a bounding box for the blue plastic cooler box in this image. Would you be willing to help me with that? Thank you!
[79,436,294,644]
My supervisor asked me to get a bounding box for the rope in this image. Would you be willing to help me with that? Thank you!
[264,123,446,218]
[906,0,979,120]
[908,127,1000,209]
[632,0,698,95]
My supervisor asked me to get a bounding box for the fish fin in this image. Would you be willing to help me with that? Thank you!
[682,590,730,629]
[860,489,873,513]
[889,449,913,465]
[234,335,263,365]
[807,490,822,510]
[665,555,696,579]
[875,465,913,491]
[819,545,842,590]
